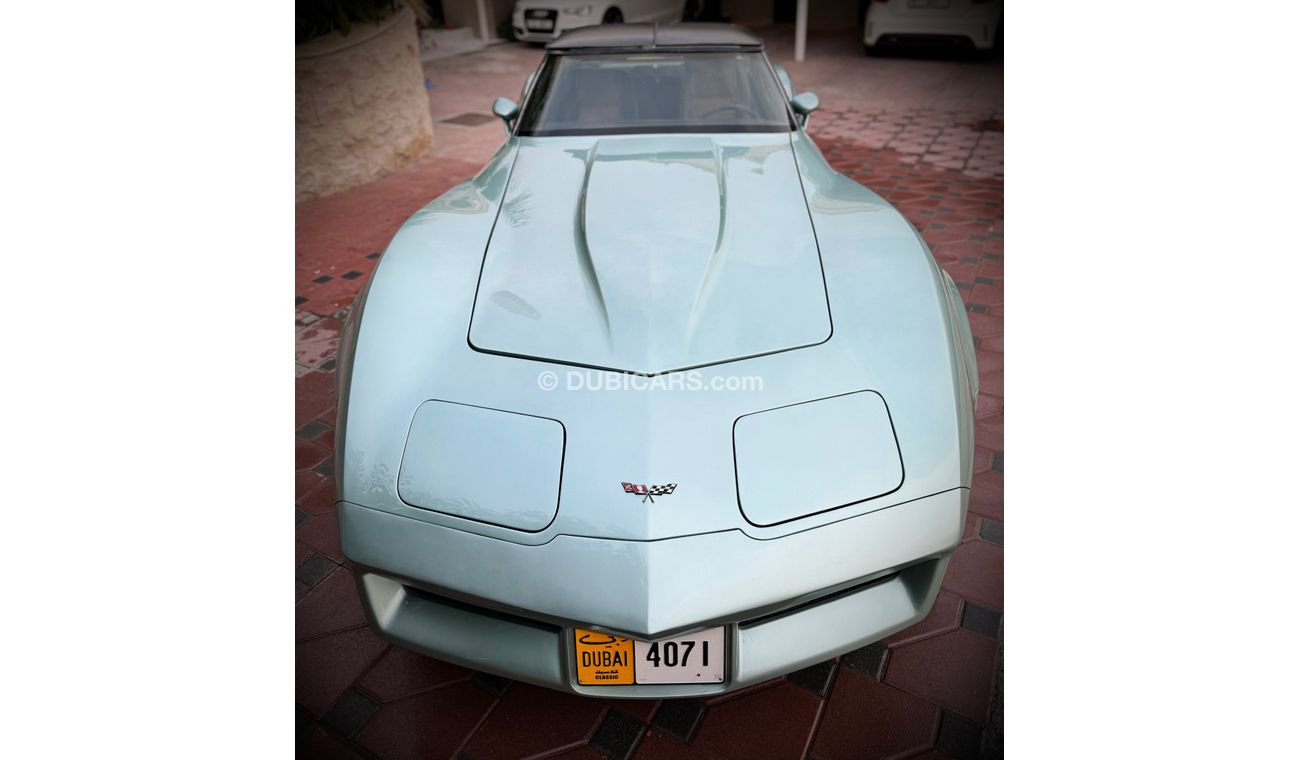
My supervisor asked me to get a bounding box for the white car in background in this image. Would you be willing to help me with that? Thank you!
[512,0,692,43]
[864,0,1002,55]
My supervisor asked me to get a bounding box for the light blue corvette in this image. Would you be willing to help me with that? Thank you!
[334,23,978,697]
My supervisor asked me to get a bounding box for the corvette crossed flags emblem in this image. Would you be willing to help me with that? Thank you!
[621,482,677,503]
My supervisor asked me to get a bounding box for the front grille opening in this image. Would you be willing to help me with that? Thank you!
[738,571,902,629]
[402,584,562,633]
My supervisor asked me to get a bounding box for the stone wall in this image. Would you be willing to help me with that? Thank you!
[296,5,434,201]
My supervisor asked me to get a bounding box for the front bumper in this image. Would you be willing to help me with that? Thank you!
[341,487,965,697]
[865,8,1000,50]
[512,13,596,43]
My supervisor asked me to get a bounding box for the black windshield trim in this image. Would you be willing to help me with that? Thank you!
[549,45,764,55]
[514,50,798,137]
[521,124,795,137]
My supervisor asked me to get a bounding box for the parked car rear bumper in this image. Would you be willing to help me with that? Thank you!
[865,6,1000,50]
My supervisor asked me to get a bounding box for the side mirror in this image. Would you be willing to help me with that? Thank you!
[790,92,819,128]
[492,97,519,133]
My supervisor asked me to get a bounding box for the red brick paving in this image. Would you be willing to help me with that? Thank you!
[810,670,940,760]
[691,682,823,760]
[554,748,616,760]
[633,731,715,760]
[884,630,1000,722]
[604,698,661,724]
[295,40,1003,760]
[462,684,608,759]
[300,726,369,760]
[296,567,368,642]
[355,681,497,760]
[296,437,329,472]
[358,646,472,703]
[969,470,1004,522]
[298,627,389,717]
[299,478,338,516]
[945,547,1004,611]
[297,508,345,562]
[810,105,1003,178]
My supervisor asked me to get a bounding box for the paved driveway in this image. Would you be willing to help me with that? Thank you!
[297,28,1003,760]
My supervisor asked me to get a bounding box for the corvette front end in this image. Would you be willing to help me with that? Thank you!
[333,24,977,697]
[342,493,960,697]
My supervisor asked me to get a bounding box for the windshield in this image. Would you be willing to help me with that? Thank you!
[515,52,795,137]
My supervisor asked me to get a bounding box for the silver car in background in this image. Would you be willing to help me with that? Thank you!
[334,23,978,697]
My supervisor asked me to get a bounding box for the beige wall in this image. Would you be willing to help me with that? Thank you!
[443,0,484,35]
[442,0,517,39]
[295,6,434,201]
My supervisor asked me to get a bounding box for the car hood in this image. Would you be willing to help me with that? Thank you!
[468,133,832,375]
[338,132,971,545]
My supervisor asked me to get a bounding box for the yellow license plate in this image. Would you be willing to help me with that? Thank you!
[574,629,635,685]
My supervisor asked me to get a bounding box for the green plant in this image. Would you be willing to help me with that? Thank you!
[296,0,402,44]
